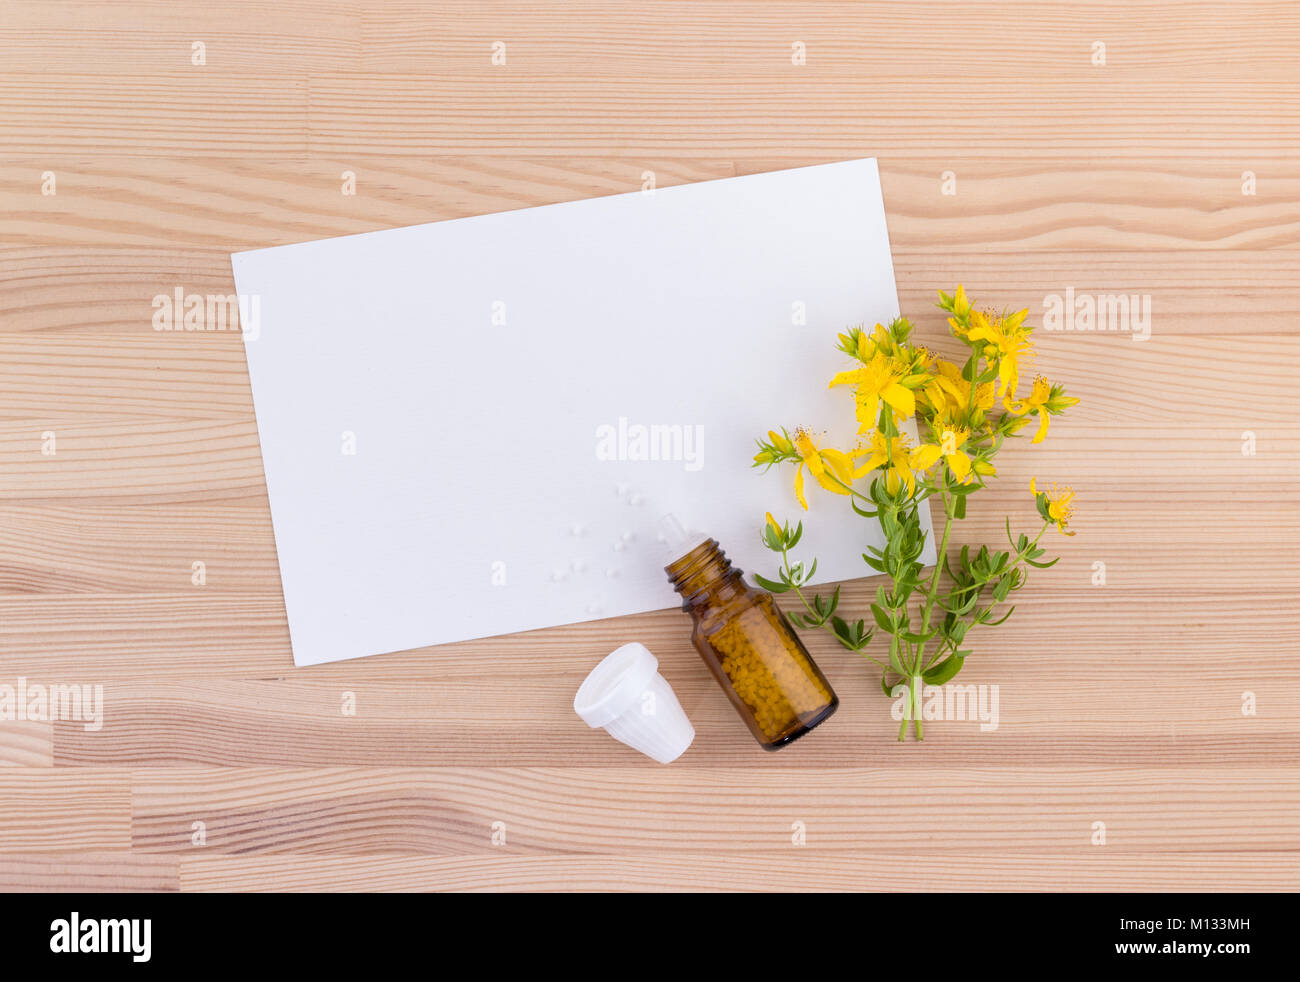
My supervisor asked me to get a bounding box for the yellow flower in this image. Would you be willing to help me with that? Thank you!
[765,512,782,536]
[829,350,916,432]
[837,323,896,364]
[1005,376,1052,442]
[752,429,794,466]
[966,309,1033,398]
[1031,477,1076,536]
[943,284,973,333]
[852,430,917,495]
[1004,376,1079,444]
[856,325,883,360]
[917,358,965,416]
[790,428,855,510]
[919,357,995,422]
[911,425,975,483]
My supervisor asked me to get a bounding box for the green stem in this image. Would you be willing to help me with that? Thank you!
[897,673,924,742]
[913,487,954,676]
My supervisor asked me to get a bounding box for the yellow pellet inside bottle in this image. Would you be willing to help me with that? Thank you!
[711,607,835,741]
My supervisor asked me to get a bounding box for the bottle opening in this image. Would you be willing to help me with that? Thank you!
[656,512,711,564]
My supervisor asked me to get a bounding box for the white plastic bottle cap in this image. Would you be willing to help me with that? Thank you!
[573,642,695,764]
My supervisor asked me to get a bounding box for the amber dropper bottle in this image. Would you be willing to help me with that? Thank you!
[661,515,838,750]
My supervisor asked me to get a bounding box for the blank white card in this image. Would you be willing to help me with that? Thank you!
[232,158,934,666]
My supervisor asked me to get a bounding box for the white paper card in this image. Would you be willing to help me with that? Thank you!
[232,158,934,666]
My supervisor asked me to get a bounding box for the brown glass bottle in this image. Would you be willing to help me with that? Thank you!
[665,537,838,750]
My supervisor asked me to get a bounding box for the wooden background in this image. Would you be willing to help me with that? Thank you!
[1,1,1298,892]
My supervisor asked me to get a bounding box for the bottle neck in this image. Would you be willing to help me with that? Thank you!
[664,539,748,608]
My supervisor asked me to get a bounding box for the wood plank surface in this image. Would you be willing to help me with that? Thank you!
[0,0,1296,892]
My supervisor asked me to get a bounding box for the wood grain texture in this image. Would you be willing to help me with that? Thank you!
[175,852,1300,893]
[0,1,1297,892]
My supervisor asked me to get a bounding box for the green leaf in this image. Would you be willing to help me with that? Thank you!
[826,584,841,616]
[787,521,804,550]
[888,644,908,677]
[880,509,898,537]
[940,589,980,616]
[831,616,872,651]
[878,403,899,438]
[1024,556,1059,569]
[992,575,1013,602]
[983,604,1016,627]
[953,494,967,520]
[923,655,965,686]
[851,497,878,518]
[831,619,856,650]
[753,573,791,594]
[1035,494,1053,522]
[870,603,895,633]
